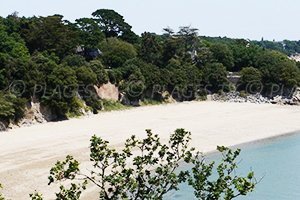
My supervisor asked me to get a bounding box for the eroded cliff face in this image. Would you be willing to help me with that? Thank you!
[13,102,54,128]
[0,83,121,131]
[94,82,119,101]
[0,102,53,131]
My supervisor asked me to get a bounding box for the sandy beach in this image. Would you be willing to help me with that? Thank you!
[1,101,300,199]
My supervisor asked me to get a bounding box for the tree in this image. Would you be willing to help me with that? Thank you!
[188,146,256,200]
[0,93,26,123]
[210,43,234,71]
[255,50,300,96]
[92,9,137,42]
[119,64,146,101]
[0,24,29,60]
[203,63,229,93]
[21,15,79,58]
[177,26,199,60]
[75,18,105,49]
[32,129,255,200]
[123,58,162,91]
[161,36,181,66]
[139,32,162,65]
[42,66,79,118]
[61,54,87,68]
[230,41,262,71]
[75,66,97,86]
[238,67,262,93]
[164,59,202,101]
[100,37,137,68]
[0,93,15,121]
[194,47,213,68]
[88,60,109,85]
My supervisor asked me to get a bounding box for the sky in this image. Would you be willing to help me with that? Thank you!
[0,0,299,41]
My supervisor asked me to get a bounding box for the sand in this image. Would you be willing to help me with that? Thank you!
[1,101,300,199]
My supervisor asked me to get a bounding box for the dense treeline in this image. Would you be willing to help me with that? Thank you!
[253,39,300,56]
[0,10,300,125]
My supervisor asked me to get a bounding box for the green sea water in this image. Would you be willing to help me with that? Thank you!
[165,133,300,200]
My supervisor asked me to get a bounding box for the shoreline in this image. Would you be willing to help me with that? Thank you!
[3,98,297,132]
[204,130,300,157]
[1,101,300,199]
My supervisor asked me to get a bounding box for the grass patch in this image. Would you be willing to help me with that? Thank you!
[102,100,129,112]
[140,99,163,106]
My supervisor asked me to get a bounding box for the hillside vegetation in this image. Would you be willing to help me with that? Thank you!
[1,10,300,127]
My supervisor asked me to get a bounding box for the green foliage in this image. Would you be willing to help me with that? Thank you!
[75,66,97,86]
[140,98,163,106]
[102,99,128,111]
[210,43,234,71]
[188,146,256,200]
[177,26,199,62]
[47,129,193,199]
[238,67,262,93]
[92,9,138,43]
[75,17,105,49]
[0,27,29,60]
[88,60,109,85]
[124,58,162,90]
[29,192,43,200]
[0,183,5,200]
[160,26,200,65]
[255,51,300,96]
[203,63,229,93]
[0,95,15,120]
[165,60,202,101]
[253,39,300,56]
[230,42,262,72]
[48,155,87,200]
[1,8,300,126]
[100,38,137,68]
[42,66,80,118]
[0,93,26,123]
[108,68,123,84]
[21,15,79,58]
[40,129,255,200]
[61,54,87,68]
[119,65,146,101]
[139,32,162,65]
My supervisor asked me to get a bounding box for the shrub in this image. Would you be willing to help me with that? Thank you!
[203,63,230,93]
[102,99,128,111]
[0,93,26,123]
[238,67,262,93]
[100,38,137,68]
[35,129,256,200]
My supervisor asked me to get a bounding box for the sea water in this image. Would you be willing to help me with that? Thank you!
[165,133,300,200]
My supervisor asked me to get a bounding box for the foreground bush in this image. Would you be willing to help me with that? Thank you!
[27,129,256,200]
[0,184,4,200]
[0,93,26,124]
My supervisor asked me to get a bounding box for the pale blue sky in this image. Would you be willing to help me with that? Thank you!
[0,0,299,41]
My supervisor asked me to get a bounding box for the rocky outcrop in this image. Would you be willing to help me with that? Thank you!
[210,89,300,105]
[119,93,142,106]
[18,102,49,127]
[271,88,300,105]
[161,91,177,103]
[292,87,300,103]
[95,82,119,101]
[209,92,271,104]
